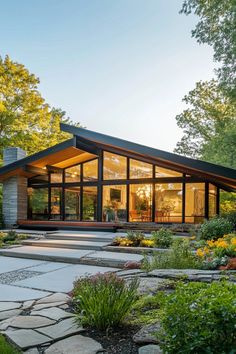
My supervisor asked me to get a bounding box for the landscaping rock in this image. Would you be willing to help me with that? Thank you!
[37,317,83,340]
[4,329,51,349]
[139,344,162,354]
[23,348,39,354]
[36,293,70,304]
[133,322,161,344]
[6,315,55,329]
[31,307,74,321]
[44,334,103,354]
[0,308,22,320]
[0,301,22,312]
[22,300,35,310]
[136,277,166,295]
[123,261,141,269]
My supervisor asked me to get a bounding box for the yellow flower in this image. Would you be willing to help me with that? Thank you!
[190,236,196,240]
[196,248,205,257]
[231,238,236,246]
[216,240,228,248]
[207,240,215,248]
[203,246,210,254]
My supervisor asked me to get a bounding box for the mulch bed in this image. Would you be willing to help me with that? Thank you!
[83,324,141,354]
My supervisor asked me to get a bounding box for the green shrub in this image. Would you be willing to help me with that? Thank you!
[198,217,233,240]
[143,239,202,270]
[157,281,236,353]
[222,211,236,230]
[151,228,173,248]
[3,230,17,243]
[73,272,139,330]
[126,231,145,246]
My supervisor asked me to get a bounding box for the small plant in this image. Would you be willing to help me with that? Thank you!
[126,231,145,246]
[157,281,236,353]
[140,239,154,248]
[2,230,17,243]
[198,217,233,240]
[143,239,202,271]
[151,228,173,248]
[73,272,139,330]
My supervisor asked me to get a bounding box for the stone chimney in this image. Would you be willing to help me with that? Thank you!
[2,148,27,228]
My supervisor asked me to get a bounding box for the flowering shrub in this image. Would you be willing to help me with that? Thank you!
[151,228,173,248]
[72,272,138,330]
[196,234,236,269]
[157,281,236,353]
[113,231,154,247]
[140,239,155,248]
[198,217,233,240]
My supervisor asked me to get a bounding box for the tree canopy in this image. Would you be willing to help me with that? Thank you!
[0,55,80,161]
[181,0,236,100]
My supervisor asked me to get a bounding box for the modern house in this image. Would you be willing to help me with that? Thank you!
[0,123,235,229]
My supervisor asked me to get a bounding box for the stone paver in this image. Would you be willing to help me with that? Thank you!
[0,309,22,321]
[22,300,35,310]
[23,348,39,354]
[27,262,71,273]
[139,344,162,354]
[31,307,73,321]
[5,329,51,349]
[37,317,83,340]
[6,315,55,329]
[0,301,22,312]
[0,257,46,274]
[15,264,118,292]
[0,284,51,301]
[44,335,103,354]
[36,293,70,304]
[32,301,67,311]
[133,322,161,344]
[86,250,143,262]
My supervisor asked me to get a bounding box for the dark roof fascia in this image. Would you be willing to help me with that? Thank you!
[0,138,76,176]
[60,123,236,183]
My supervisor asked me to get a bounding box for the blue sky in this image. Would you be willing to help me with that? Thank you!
[0,0,215,152]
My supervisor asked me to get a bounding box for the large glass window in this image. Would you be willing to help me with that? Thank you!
[50,170,63,183]
[103,152,127,180]
[102,185,127,222]
[155,183,182,222]
[155,166,182,178]
[83,159,98,181]
[82,186,98,221]
[130,159,153,179]
[28,188,48,220]
[185,183,205,223]
[65,165,81,183]
[65,187,80,220]
[209,184,217,218]
[50,187,62,220]
[129,184,152,222]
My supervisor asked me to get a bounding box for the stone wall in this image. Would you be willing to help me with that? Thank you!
[2,148,27,228]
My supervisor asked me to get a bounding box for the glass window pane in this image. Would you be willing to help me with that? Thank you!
[155,166,182,178]
[83,159,98,181]
[155,183,182,223]
[65,165,81,183]
[28,188,48,220]
[50,187,62,220]
[65,187,80,220]
[130,159,153,179]
[102,185,127,222]
[82,186,97,220]
[129,184,152,222]
[50,171,63,183]
[209,184,217,218]
[185,183,205,223]
[103,152,127,180]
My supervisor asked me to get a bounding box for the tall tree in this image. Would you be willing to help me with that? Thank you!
[181,0,236,100]
[0,55,80,161]
[174,80,236,168]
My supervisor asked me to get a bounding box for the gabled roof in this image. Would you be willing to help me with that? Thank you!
[0,123,235,191]
[61,123,236,190]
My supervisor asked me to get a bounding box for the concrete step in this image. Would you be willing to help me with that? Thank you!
[46,232,115,243]
[0,246,143,268]
[22,239,109,251]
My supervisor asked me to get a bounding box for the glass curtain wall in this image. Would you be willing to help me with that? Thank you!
[82,187,98,220]
[209,184,217,218]
[102,185,127,222]
[28,188,48,220]
[185,183,205,223]
[50,188,62,220]
[155,183,182,222]
[103,152,127,180]
[130,159,152,179]
[65,187,80,220]
[129,184,152,222]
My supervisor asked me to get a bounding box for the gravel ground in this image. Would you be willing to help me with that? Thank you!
[0,269,44,284]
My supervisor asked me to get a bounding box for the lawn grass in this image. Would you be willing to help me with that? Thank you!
[0,335,20,354]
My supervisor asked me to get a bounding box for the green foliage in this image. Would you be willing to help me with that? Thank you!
[157,280,236,353]
[151,228,173,248]
[2,230,17,242]
[143,238,201,270]
[73,272,139,330]
[0,231,29,246]
[220,191,236,213]
[0,55,80,160]
[198,217,233,240]
[126,231,145,246]
[0,335,20,354]
[174,80,236,167]
[181,0,236,99]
